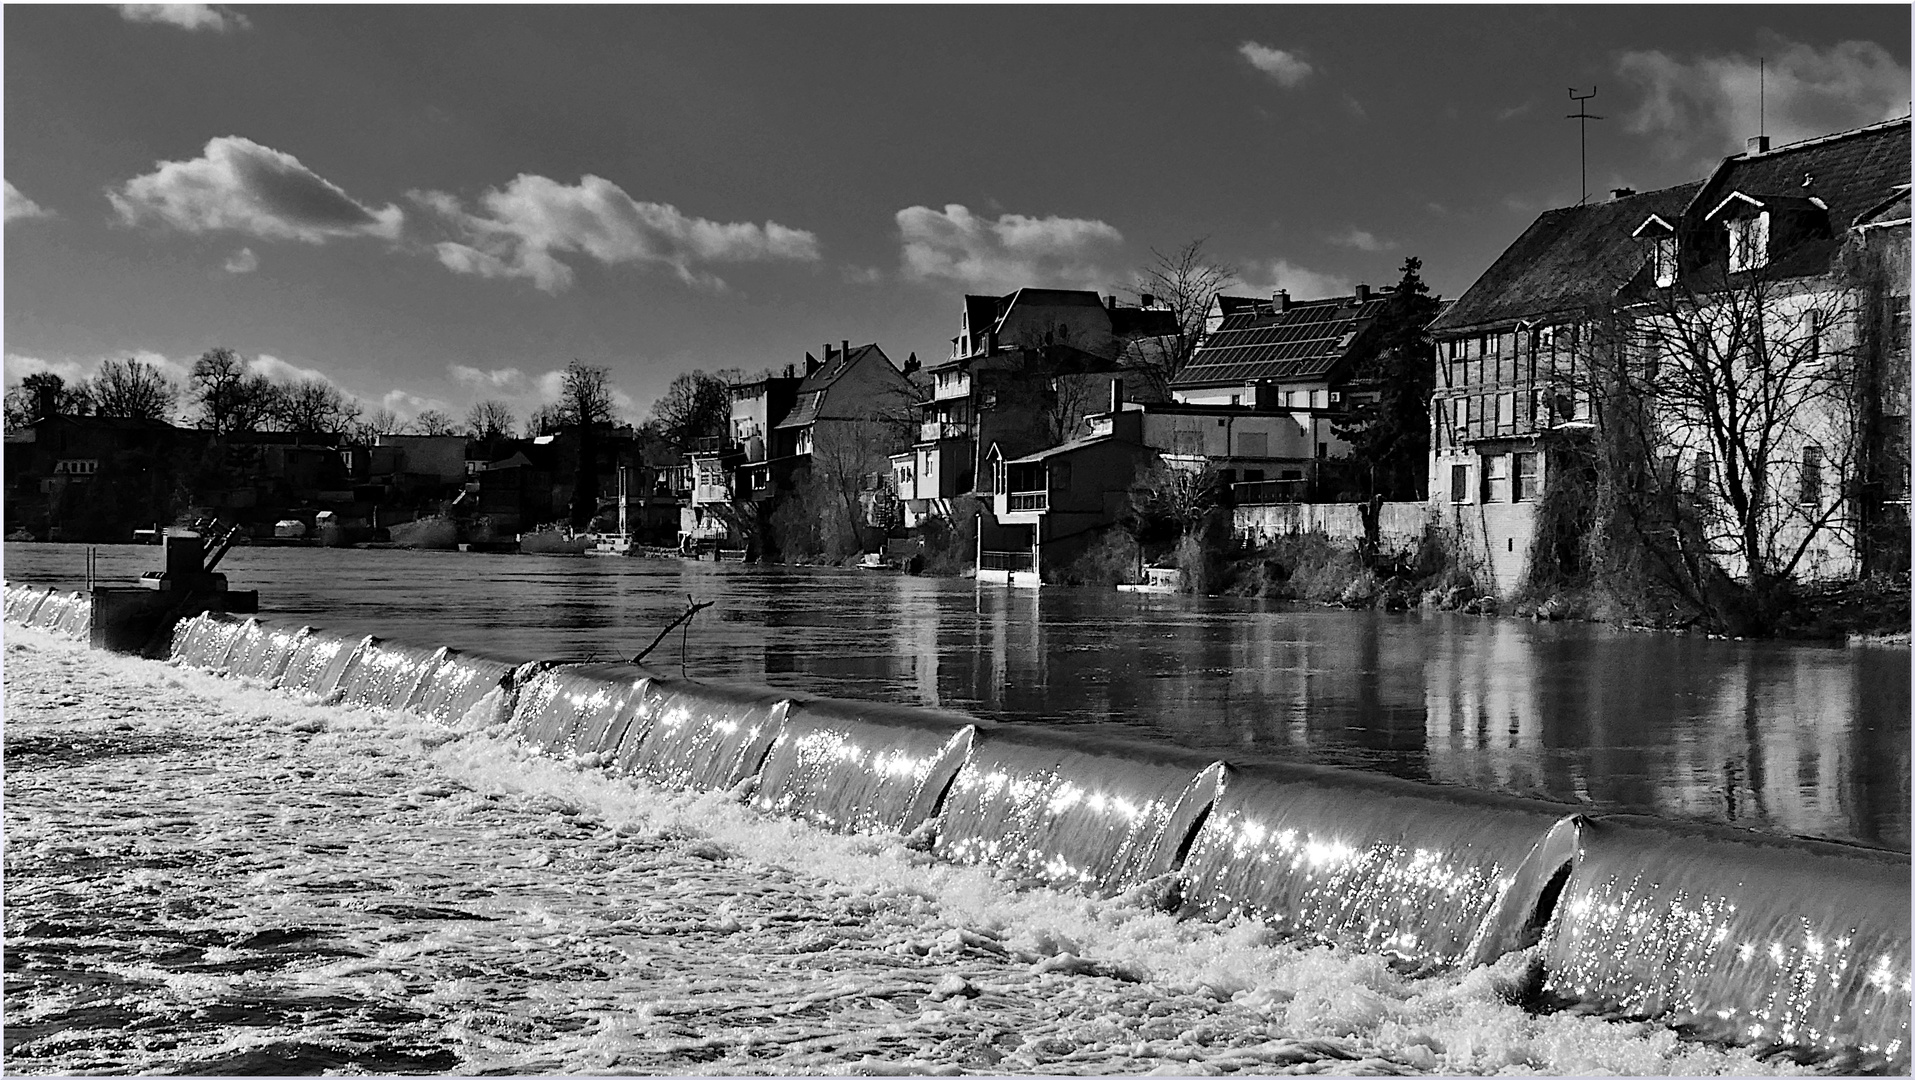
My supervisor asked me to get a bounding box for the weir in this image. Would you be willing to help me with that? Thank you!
[11,599,1911,1073]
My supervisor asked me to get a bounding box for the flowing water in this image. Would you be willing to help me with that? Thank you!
[8,542,1905,851]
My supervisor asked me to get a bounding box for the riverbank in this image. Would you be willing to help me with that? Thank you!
[3,626,1810,1076]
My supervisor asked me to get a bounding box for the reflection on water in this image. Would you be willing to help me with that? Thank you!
[6,543,1906,850]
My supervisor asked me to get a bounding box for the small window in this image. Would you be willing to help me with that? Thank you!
[1728,212,1770,273]
[1799,445,1823,505]
[1316,441,1327,459]
[1497,392,1515,430]
[1450,463,1471,503]
[1653,236,1677,287]
[1484,454,1510,503]
[1513,452,1538,501]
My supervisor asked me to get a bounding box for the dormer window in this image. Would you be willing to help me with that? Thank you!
[1727,212,1770,272]
[1631,213,1678,287]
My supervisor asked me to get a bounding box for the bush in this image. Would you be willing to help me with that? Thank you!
[1055,528,1140,586]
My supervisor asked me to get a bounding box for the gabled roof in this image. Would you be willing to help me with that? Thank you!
[1174,293,1390,387]
[1430,182,1703,334]
[1854,184,1911,229]
[774,342,899,429]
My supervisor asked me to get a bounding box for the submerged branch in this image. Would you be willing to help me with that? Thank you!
[632,596,714,665]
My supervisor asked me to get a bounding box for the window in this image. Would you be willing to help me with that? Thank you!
[1497,392,1515,430]
[1727,212,1770,272]
[1450,463,1471,503]
[1691,452,1714,510]
[1513,452,1538,501]
[924,456,934,475]
[1484,454,1510,503]
[1652,236,1677,287]
[1799,445,1823,505]
[1312,389,1329,409]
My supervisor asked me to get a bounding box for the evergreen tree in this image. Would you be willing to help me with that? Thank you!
[1333,257,1441,500]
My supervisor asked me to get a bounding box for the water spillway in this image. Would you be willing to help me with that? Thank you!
[15,602,1911,1073]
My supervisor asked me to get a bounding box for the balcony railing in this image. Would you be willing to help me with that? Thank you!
[1232,478,1311,505]
[917,420,974,442]
[979,549,1034,572]
[1006,491,1048,512]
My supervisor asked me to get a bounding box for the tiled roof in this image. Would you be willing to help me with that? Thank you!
[1856,185,1912,227]
[1174,295,1389,387]
[1430,182,1703,333]
[774,343,897,429]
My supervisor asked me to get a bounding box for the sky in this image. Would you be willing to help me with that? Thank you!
[5,4,1910,429]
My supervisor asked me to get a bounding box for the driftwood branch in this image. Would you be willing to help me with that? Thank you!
[632,596,714,665]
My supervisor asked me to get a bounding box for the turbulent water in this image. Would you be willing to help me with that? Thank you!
[4,626,1822,1076]
[5,542,1907,850]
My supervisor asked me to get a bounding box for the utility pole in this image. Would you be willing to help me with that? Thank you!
[1568,87,1602,205]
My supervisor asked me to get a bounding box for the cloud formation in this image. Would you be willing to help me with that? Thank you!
[1241,258,1352,300]
[117,4,248,32]
[248,353,334,385]
[110,136,404,244]
[895,204,1124,291]
[1326,227,1393,253]
[1619,38,1911,160]
[1239,42,1314,88]
[5,349,193,388]
[6,181,52,224]
[449,364,531,392]
[224,247,258,273]
[413,175,821,293]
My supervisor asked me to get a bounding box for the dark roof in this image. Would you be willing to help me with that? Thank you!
[1109,305,1179,338]
[1174,294,1389,387]
[775,343,896,429]
[1431,182,1703,334]
[1856,185,1912,228]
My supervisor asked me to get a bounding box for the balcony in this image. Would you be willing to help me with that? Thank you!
[979,549,1034,572]
[917,419,974,443]
[932,372,972,401]
[1006,491,1048,512]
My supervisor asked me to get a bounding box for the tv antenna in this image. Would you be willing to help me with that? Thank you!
[1568,86,1603,205]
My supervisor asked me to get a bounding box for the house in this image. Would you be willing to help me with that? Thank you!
[978,391,1161,587]
[3,414,199,541]
[1428,117,1910,596]
[896,288,1176,528]
[1086,384,1342,504]
[1173,285,1392,413]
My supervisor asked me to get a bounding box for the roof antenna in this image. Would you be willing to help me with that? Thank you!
[1567,87,1603,206]
[1759,57,1766,142]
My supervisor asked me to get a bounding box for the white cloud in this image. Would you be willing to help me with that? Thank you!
[1239,42,1315,88]
[1327,227,1393,253]
[5,350,194,389]
[224,247,258,273]
[110,135,404,244]
[449,364,532,392]
[1241,258,1352,300]
[117,4,248,32]
[381,389,455,421]
[249,353,333,385]
[413,174,821,293]
[6,181,52,224]
[895,203,1124,291]
[1619,38,1911,161]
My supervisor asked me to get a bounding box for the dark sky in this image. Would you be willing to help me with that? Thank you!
[6,5,1909,424]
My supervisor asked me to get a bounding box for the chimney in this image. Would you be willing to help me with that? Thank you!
[1109,378,1123,415]
[1611,187,1636,200]
[1139,293,1155,308]
[1354,283,1371,304]
[1106,295,1118,310]
[783,363,795,379]
[1747,135,1770,154]
[1272,289,1290,313]
[841,340,850,363]
[34,382,57,420]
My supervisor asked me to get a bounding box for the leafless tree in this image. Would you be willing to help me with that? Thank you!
[270,378,361,433]
[557,360,616,428]
[3,372,93,430]
[88,358,180,421]
[189,347,277,435]
[647,369,731,454]
[413,408,457,436]
[1124,239,1239,398]
[523,404,562,437]
[466,399,516,441]
[1583,261,1872,631]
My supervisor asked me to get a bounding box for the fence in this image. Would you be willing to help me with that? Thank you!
[979,549,1034,573]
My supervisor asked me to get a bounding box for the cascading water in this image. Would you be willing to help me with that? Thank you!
[752,698,979,834]
[1540,815,1911,1071]
[1178,761,1574,970]
[14,594,1912,1072]
[931,726,1228,895]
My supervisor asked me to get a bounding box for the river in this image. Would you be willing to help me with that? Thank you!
[5,542,1907,851]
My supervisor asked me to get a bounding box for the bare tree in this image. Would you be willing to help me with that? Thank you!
[1124,239,1239,398]
[89,358,180,421]
[413,409,457,436]
[647,369,731,454]
[189,347,276,435]
[271,378,361,433]
[557,360,616,428]
[1583,262,1870,632]
[523,404,562,437]
[466,399,516,441]
[5,372,94,430]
